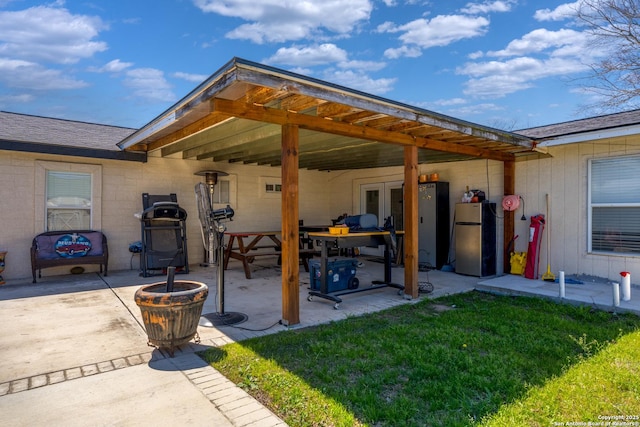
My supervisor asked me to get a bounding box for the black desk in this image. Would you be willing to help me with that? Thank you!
[306,231,404,309]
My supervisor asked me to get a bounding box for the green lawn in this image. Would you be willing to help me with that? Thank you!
[200,291,640,426]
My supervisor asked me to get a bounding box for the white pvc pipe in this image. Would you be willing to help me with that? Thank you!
[559,271,565,299]
[612,282,620,307]
[621,272,631,301]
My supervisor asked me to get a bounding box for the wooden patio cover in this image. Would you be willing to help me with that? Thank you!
[118,57,535,325]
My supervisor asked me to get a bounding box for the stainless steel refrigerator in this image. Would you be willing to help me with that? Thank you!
[455,202,496,277]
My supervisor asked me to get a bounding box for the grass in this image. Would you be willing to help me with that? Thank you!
[199,291,640,426]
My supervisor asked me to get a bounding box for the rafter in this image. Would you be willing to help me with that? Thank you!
[210,98,515,162]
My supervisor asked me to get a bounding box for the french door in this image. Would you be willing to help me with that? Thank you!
[359,181,403,255]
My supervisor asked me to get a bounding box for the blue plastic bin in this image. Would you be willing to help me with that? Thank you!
[309,258,359,293]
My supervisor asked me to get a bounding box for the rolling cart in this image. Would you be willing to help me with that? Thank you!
[307,231,403,309]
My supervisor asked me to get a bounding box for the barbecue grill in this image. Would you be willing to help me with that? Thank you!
[139,193,189,277]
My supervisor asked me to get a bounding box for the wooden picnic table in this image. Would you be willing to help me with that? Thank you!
[223,231,282,279]
[223,231,316,279]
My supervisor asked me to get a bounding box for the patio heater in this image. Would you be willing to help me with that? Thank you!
[194,170,228,267]
[194,170,246,326]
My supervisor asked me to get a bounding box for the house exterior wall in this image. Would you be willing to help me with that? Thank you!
[327,158,506,273]
[516,134,640,283]
[0,150,331,281]
[327,134,640,283]
[3,131,638,285]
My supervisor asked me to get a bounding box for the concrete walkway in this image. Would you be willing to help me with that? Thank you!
[0,266,292,427]
[477,273,640,316]
[0,259,637,426]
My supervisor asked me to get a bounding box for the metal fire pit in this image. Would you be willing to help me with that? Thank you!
[134,280,208,356]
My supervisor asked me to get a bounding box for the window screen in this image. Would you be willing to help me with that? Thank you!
[46,171,92,231]
[589,156,640,254]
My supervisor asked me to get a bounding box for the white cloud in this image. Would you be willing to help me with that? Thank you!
[0,58,88,90]
[457,25,606,99]
[289,67,314,76]
[266,43,387,72]
[534,1,581,22]
[432,98,468,106]
[384,45,422,59]
[447,102,504,116]
[0,5,108,64]
[458,56,589,98]
[399,15,490,47]
[226,22,307,44]
[468,50,484,59]
[89,59,133,73]
[0,93,35,104]
[337,60,386,72]
[193,0,373,44]
[460,0,514,15]
[266,44,348,66]
[323,69,396,94]
[380,14,490,58]
[487,28,589,57]
[375,21,397,33]
[124,68,175,103]
[172,71,209,82]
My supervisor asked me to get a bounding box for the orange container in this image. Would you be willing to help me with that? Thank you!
[329,226,349,235]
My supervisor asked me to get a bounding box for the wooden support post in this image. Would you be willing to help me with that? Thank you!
[281,124,300,325]
[503,159,515,274]
[403,146,419,299]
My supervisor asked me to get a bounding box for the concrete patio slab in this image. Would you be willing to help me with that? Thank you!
[1,255,637,426]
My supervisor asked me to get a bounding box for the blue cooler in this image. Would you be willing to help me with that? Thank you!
[309,258,359,293]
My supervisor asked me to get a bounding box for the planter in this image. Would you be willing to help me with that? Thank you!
[134,280,208,355]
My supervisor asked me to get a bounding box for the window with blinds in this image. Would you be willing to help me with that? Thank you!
[46,171,92,231]
[589,156,640,255]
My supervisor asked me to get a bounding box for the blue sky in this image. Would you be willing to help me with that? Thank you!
[0,0,607,130]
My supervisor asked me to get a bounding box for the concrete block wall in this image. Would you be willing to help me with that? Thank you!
[0,151,331,282]
[3,135,639,283]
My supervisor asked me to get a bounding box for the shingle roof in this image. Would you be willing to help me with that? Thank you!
[515,109,640,140]
[0,111,144,162]
[0,111,136,149]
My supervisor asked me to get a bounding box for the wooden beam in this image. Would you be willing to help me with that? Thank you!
[150,111,231,153]
[404,146,419,299]
[185,124,281,159]
[503,160,515,274]
[211,98,516,162]
[281,124,300,326]
[163,117,269,157]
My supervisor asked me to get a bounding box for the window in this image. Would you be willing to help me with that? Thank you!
[36,161,102,232]
[259,176,281,198]
[212,180,230,204]
[265,183,282,193]
[46,171,92,231]
[589,156,640,255]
